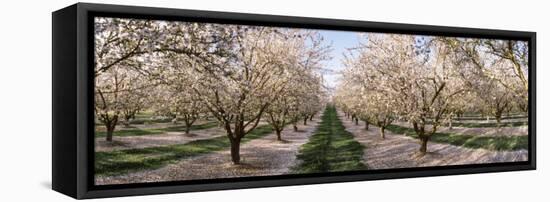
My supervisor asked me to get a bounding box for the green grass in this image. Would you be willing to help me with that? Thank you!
[385,124,528,151]
[133,111,155,119]
[95,122,219,138]
[95,124,274,177]
[292,106,366,174]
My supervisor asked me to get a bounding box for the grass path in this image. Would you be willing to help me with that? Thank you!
[386,124,527,151]
[292,106,366,173]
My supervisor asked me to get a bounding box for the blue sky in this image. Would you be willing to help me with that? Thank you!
[317,30,361,90]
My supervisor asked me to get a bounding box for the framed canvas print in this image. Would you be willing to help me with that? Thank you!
[52,3,536,199]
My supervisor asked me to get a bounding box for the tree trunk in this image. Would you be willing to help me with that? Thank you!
[496,115,502,128]
[303,117,308,125]
[106,127,114,142]
[448,119,453,130]
[230,138,241,164]
[105,119,117,142]
[276,129,282,141]
[309,114,314,121]
[293,124,298,132]
[185,120,192,134]
[123,117,130,127]
[380,126,385,139]
[365,121,369,130]
[419,136,429,154]
[185,126,191,134]
[355,118,359,125]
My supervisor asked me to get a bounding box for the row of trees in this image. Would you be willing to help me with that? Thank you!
[94,18,329,164]
[335,33,528,154]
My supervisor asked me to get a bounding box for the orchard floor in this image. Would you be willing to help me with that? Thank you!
[95,120,211,131]
[95,113,323,185]
[95,121,272,152]
[392,121,528,137]
[338,112,528,169]
[95,126,226,152]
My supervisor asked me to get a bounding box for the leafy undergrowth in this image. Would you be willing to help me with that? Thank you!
[386,124,528,151]
[292,106,366,174]
[95,124,274,177]
[95,122,218,138]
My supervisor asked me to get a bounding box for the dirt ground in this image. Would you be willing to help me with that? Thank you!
[339,112,528,170]
[95,113,323,185]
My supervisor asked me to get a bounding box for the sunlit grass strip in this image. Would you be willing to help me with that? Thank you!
[386,124,528,151]
[292,106,366,174]
[95,122,219,138]
[95,124,274,177]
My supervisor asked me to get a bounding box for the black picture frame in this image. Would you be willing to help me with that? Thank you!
[52,2,536,199]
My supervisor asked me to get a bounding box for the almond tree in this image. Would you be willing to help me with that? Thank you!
[445,38,528,113]
[266,74,327,140]
[478,79,514,127]
[183,27,316,164]
[444,91,478,129]
[151,50,213,134]
[464,69,513,127]
[94,18,162,76]
[265,41,326,140]
[485,40,528,107]
[401,36,465,154]
[118,82,150,126]
[336,34,402,138]
[94,18,156,141]
[334,80,363,125]
[95,63,153,141]
[287,82,326,132]
[152,84,205,134]
[262,31,330,141]
[94,18,236,141]
[340,34,465,154]
[267,71,326,140]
